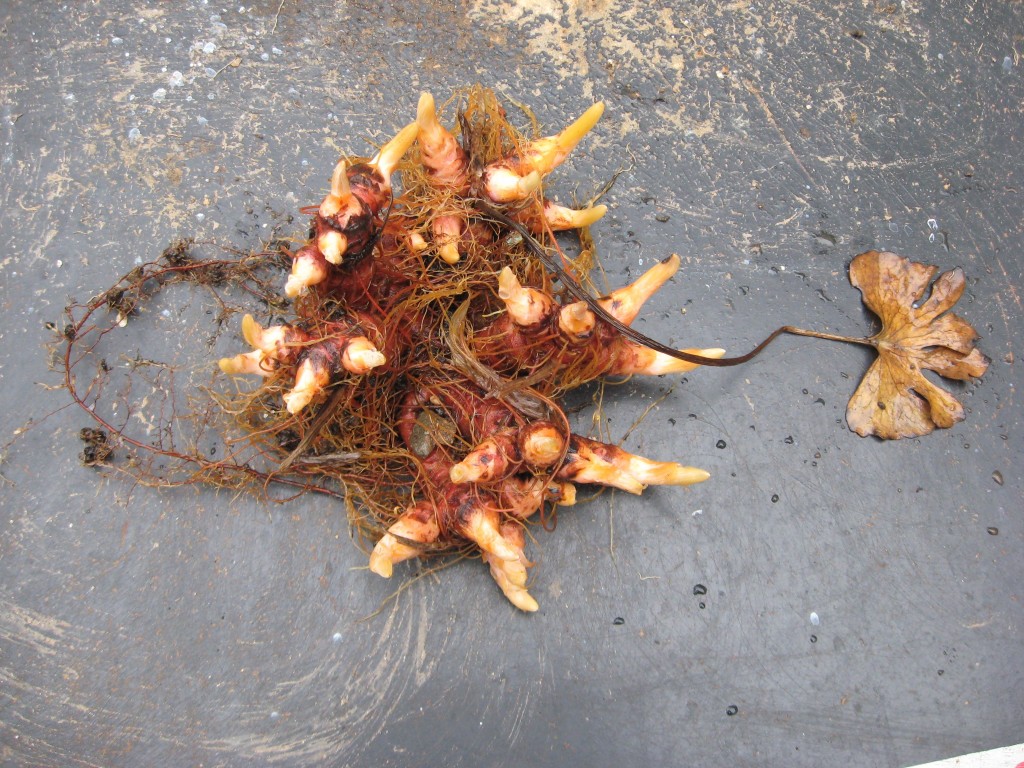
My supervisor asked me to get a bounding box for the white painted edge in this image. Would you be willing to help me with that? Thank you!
[904,743,1024,768]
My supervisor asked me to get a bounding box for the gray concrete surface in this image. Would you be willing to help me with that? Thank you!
[1,1,1021,766]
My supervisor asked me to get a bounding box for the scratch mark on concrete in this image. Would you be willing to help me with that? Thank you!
[743,77,820,194]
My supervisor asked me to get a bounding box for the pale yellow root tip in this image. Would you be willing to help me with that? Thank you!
[486,551,539,612]
[438,242,461,265]
[601,253,681,325]
[318,231,347,265]
[372,121,420,180]
[483,524,538,611]
[520,426,565,467]
[561,102,605,149]
[218,350,266,376]
[627,457,710,487]
[284,276,304,299]
[369,535,426,578]
[283,360,328,414]
[318,161,351,218]
[368,541,396,578]
[584,463,646,495]
[369,507,440,578]
[497,266,521,301]
[497,267,552,326]
[341,337,386,374]
[408,232,429,252]
[286,256,328,298]
[282,389,313,415]
[484,167,542,203]
[416,92,437,127]
[241,313,261,348]
[330,159,351,200]
[544,202,608,231]
[531,102,605,174]
[449,462,476,484]
[554,482,577,506]
[558,301,596,339]
[462,509,520,562]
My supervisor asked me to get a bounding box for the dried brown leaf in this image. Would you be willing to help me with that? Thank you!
[846,250,989,439]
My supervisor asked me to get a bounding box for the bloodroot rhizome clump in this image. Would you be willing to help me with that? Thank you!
[214,88,723,610]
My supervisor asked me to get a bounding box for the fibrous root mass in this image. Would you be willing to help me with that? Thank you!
[218,89,722,611]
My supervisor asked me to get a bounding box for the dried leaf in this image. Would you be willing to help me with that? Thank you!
[846,250,989,439]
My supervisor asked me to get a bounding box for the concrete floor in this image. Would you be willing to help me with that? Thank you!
[1,1,1021,766]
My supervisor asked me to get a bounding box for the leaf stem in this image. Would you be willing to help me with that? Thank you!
[780,326,877,347]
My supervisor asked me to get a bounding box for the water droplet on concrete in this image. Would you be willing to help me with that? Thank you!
[693,584,707,596]
[771,494,779,503]
[809,611,820,626]
[613,616,625,626]
[987,526,999,536]
[992,470,1003,485]
[726,705,738,716]
[716,439,727,449]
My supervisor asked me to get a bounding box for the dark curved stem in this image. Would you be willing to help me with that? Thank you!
[474,200,874,367]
